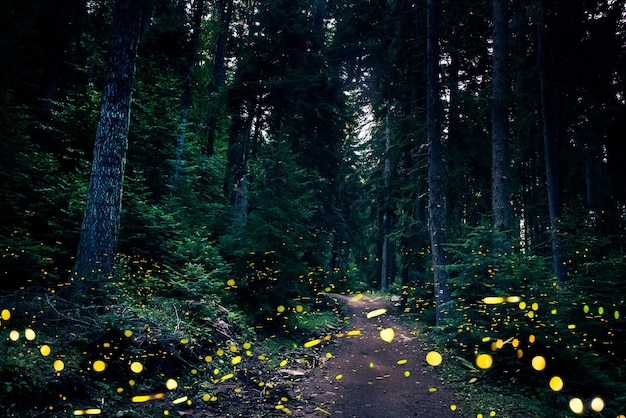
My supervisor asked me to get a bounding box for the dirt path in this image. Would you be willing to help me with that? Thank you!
[295,293,463,418]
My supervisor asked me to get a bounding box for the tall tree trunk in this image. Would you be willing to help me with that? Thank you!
[172,0,204,189]
[536,0,567,282]
[380,102,393,290]
[426,0,450,326]
[226,99,258,230]
[205,0,234,156]
[72,0,149,296]
[492,0,512,237]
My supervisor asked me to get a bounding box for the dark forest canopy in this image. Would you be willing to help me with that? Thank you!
[1,0,625,416]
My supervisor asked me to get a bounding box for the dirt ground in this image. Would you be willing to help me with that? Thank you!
[293,293,464,418]
[190,293,465,417]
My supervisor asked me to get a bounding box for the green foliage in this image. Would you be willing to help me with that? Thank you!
[0,254,252,418]
[418,224,626,417]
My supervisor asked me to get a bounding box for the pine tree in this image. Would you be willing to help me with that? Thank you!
[72,0,151,296]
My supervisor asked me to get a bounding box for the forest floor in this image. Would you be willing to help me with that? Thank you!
[190,293,465,417]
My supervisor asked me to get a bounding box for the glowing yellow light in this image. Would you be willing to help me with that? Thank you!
[519,301,527,310]
[450,405,457,411]
[568,324,576,329]
[280,359,288,367]
[229,345,238,353]
[131,393,165,403]
[352,293,364,301]
[172,396,188,405]
[506,296,521,303]
[549,376,563,391]
[73,408,102,415]
[243,342,252,350]
[226,279,235,287]
[180,338,189,344]
[9,330,19,341]
[531,302,539,310]
[615,311,621,320]
[531,356,546,371]
[569,397,584,414]
[202,394,211,402]
[304,339,321,348]
[512,339,519,348]
[428,387,437,392]
[231,356,242,365]
[325,352,333,359]
[366,308,387,319]
[598,306,604,315]
[380,328,395,343]
[124,330,133,338]
[483,296,505,304]
[277,305,285,313]
[347,330,361,336]
[528,334,536,343]
[53,360,65,372]
[425,351,442,366]
[476,354,493,369]
[166,379,178,390]
[335,374,343,380]
[583,305,590,313]
[404,370,410,377]
[92,360,106,372]
[295,305,304,313]
[397,359,408,365]
[220,373,234,382]
[40,345,51,356]
[130,362,143,373]
[1,309,10,321]
[590,397,604,412]
[24,328,36,341]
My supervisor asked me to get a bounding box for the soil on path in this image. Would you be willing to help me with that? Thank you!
[295,293,463,418]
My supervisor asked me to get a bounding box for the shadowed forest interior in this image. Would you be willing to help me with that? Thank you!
[1,0,625,416]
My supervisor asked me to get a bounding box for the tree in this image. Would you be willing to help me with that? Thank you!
[535,0,567,283]
[491,0,512,235]
[72,0,151,295]
[427,0,450,325]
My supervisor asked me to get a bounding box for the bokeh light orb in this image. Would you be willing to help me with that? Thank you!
[426,351,442,366]
[476,354,493,369]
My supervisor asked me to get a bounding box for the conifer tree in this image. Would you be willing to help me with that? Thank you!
[72,0,151,295]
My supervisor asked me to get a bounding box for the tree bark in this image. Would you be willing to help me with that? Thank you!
[491,0,512,236]
[536,0,567,282]
[426,0,450,326]
[72,0,149,296]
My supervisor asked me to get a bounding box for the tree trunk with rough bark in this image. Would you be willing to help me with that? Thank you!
[492,0,512,236]
[426,0,450,326]
[72,0,149,297]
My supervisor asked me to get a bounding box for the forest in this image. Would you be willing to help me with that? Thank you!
[1,0,625,416]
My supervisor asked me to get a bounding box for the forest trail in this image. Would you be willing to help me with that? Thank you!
[295,293,463,418]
